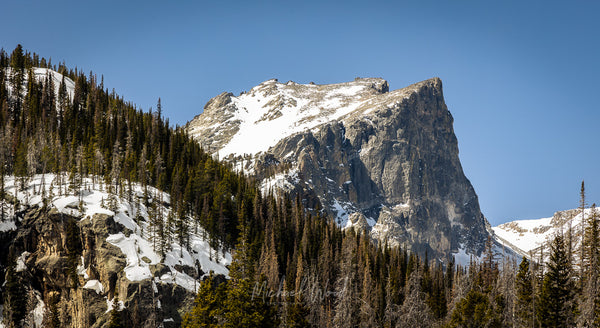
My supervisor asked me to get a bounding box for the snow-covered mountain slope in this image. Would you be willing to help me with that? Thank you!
[0,174,230,326]
[1,174,230,288]
[3,67,75,102]
[187,77,503,263]
[493,207,597,261]
[187,78,390,160]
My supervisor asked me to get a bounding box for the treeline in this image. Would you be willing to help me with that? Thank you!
[3,45,600,327]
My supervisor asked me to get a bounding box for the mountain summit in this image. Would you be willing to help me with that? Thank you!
[187,77,491,260]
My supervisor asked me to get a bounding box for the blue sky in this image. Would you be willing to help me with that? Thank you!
[2,0,599,225]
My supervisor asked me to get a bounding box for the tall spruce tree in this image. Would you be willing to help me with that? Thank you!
[182,273,227,328]
[579,180,587,280]
[538,234,577,328]
[580,203,600,326]
[515,257,534,328]
[4,264,27,327]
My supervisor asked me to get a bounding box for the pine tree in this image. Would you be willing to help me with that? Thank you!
[515,257,534,328]
[183,215,278,328]
[538,234,577,328]
[4,265,27,327]
[9,44,25,71]
[580,203,600,326]
[9,45,25,103]
[448,287,503,328]
[332,235,358,327]
[399,269,434,328]
[182,273,227,328]
[579,180,587,280]
[110,140,122,195]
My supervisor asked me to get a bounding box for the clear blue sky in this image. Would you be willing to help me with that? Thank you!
[2,0,599,225]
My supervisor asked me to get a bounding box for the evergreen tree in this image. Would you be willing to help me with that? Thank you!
[579,180,587,279]
[182,273,227,328]
[580,203,600,326]
[4,265,27,327]
[9,44,25,103]
[448,288,503,328]
[398,268,435,327]
[515,257,534,328]
[538,234,577,328]
[9,44,25,71]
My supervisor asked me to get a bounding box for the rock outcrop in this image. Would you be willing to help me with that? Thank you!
[187,77,491,260]
[0,206,192,327]
[0,175,230,328]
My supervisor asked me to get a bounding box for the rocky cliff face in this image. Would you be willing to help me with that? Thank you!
[2,208,187,328]
[0,176,230,327]
[187,77,491,260]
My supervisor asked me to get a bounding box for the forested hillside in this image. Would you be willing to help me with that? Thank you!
[1,45,600,327]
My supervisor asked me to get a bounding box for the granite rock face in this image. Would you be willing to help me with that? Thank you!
[188,77,490,260]
[0,207,194,328]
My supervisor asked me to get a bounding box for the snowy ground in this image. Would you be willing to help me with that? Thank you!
[1,174,231,293]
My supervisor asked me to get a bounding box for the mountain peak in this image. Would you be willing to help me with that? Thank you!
[188,76,492,260]
[187,77,438,158]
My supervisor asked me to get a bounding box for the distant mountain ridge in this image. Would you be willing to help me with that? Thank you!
[493,207,597,262]
[187,77,499,261]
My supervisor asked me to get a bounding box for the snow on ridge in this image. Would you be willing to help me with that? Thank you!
[1,174,231,293]
[3,67,75,103]
[492,207,598,257]
[216,79,385,158]
[33,67,75,100]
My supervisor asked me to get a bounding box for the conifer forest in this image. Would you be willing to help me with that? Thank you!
[2,45,600,328]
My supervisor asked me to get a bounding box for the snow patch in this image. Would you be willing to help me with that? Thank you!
[106,297,125,313]
[0,218,16,232]
[3,67,75,106]
[83,280,104,294]
[15,251,30,272]
[77,256,89,279]
[32,293,45,327]
[452,247,475,266]
[261,169,298,194]
[366,217,377,227]
[331,198,357,227]
[107,232,158,282]
[492,216,554,253]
